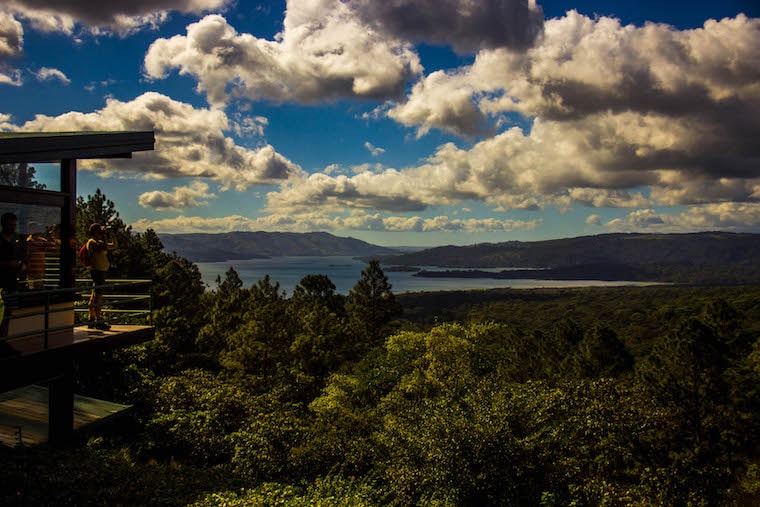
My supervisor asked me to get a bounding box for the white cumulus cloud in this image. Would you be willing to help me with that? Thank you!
[605,203,760,233]
[305,12,760,217]
[2,92,303,190]
[139,181,216,210]
[586,214,601,226]
[0,0,232,37]
[348,0,544,52]
[0,11,23,59]
[364,142,385,157]
[35,66,70,84]
[143,5,423,106]
[0,68,21,86]
[0,11,23,86]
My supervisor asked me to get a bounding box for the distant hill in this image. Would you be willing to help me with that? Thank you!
[377,232,760,285]
[159,231,399,262]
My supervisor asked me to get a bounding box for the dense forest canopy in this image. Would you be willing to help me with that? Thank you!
[1,190,759,506]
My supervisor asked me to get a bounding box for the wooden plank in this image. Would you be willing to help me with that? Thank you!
[4,325,154,356]
[0,385,131,447]
[0,326,154,392]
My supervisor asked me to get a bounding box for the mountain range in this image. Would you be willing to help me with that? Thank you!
[378,232,760,285]
[159,231,399,262]
[158,231,760,284]
[379,232,759,267]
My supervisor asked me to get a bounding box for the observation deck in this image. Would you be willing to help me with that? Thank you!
[0,131,155,445]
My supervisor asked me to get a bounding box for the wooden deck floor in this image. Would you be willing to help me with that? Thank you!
[4,324,154,357]
[1,324,155,394]
[0,385,131,447]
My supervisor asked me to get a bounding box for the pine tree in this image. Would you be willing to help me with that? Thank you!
[216,266,244,299]
[346,259,402,346]
[197,267,249,362]
[290,273,344,316]
[221,275,291,380]
[569,325,633,379]
[0,162,46,189]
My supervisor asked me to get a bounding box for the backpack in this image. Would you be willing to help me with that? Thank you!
[78,242,91,267]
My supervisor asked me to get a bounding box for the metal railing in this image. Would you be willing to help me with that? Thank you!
[1,279,152,348]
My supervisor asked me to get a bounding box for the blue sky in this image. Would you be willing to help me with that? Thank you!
[1,0,758,247]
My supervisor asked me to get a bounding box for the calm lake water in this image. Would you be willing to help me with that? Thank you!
[196,256,657,295]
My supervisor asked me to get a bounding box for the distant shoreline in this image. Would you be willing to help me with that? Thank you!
[414,263,655,282]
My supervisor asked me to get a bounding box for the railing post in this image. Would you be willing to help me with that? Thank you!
[60,159,77,291]
[149,281,153,325]
[43,292,50,349]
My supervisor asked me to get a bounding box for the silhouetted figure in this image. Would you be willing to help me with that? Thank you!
[25,221,51,289]
[86,223,117,330]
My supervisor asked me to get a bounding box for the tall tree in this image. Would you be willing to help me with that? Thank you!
[288,274,349,394]
[147,253,207,372]
[568,325,633,379]
[346,260,402,347]
[128,228,166,279]
[216,266,244,299]
[197,267,249,360]
[221,275,291,381]
[0,162,46,189]
[290,274,344,317]
[635,315,735,502]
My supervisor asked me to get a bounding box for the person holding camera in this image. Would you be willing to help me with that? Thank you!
[86,223,117,330]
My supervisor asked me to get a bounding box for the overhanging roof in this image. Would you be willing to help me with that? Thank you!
[0,131,155,163]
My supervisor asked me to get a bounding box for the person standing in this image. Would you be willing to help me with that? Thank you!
[25,222,50,289]
[86,223,117,330]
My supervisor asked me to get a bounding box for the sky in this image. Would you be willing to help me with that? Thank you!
[0,0,758,247]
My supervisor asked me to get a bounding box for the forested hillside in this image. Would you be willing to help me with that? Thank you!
[385,232,760,267]
[384,232,760,284]
[159,231,399,262]
[1,192,759,506]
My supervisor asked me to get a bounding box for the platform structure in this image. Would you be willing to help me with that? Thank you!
[0,385,131,447]
[0,131,155,445]
[0,285,155,448]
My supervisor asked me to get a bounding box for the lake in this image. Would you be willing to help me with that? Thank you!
[195,256,658,295]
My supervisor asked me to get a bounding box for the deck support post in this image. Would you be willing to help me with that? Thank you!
[61,158,77,290]
[48,356,74,443]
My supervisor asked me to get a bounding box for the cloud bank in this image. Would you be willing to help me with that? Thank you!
[348,0,544,52]
[144,6,423,107]
[133,211,540,234]
[606,203,760,233]
[261,12,760,226]
[4,4,760,237]
[142,0,546,107]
